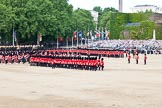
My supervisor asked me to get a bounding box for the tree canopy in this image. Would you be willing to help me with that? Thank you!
[0,1,161,45]
[0,0,74,44]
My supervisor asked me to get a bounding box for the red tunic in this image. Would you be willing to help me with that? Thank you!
[128,55,131,59]
[144,56,147,60]
[100,61,104,66]
[135,56,139,60]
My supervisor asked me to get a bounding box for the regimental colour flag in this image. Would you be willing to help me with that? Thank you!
[94,30,100,38]
[77,31,82,38]
[74,31,77,38]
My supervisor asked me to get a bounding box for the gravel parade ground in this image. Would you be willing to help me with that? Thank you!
[0,54,162,108]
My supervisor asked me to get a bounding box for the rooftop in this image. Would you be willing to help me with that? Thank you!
[134,5,158,8]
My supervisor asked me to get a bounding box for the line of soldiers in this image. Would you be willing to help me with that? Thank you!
[47,49,125,58]
[127,53,147,65]
[30,53,104,71]
[0,50,30,64]
[0,47,108,71]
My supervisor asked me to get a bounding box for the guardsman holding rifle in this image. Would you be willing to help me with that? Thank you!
[135,53,139,64]
[144,54,147,65]
[100,58,104,71]
[128,53,131,64]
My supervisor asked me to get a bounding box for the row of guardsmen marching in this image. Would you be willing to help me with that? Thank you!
[30,54,104,71]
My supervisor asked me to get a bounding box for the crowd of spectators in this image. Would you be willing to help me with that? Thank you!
[87,39,162,54]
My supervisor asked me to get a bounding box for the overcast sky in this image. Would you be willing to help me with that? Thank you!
[68,0,162,12]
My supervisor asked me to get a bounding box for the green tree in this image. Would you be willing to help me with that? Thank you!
[0,3,15,42]
[72,8,95,37]
[0,0,74,44]
[103,7,118,13]
[93,6,102,15]
[98,7,118,30]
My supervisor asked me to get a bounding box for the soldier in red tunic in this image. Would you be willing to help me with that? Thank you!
[125,51,128,58]
[144,54,147,65]
[128,53,131,64]
[5,55,8,64]
[52,56,56,68]
[100,58,104,71]
[135,54,139,64]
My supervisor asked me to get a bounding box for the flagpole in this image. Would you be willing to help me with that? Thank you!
[77,36,78,47]
[105,29,107,40]
[72,37,73,48]
[12,28,15,47]
[57,36,58,49]
[91,30,93,44]
[81,37,82,47]
[87,37,88,48]
[84,37,86,46]
[37,34,39,45]
[66,37,68,49]
[99,28,100,41]
[153,29,156,40]
[87,32,88,48]
[102,28,103,40]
